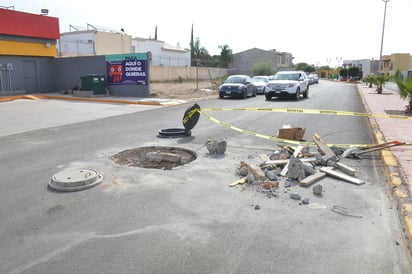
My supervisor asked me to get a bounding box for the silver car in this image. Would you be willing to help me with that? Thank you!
[252,76,269,95]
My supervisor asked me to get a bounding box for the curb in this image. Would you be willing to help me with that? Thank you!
[357,84,412,254]
[0,94,168,106]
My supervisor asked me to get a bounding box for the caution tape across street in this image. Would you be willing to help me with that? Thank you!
[196,107,411,147]
[200,107,412,121]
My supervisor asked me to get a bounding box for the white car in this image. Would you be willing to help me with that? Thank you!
[265,71,310,100]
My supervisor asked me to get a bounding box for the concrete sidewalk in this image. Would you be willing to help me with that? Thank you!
[357,83,412,250]
[0,93,183,137]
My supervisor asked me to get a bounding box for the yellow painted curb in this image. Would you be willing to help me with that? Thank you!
[382,150,398,167]
[405,216,412,239]
[395,189,408,198]
[404,204,412,213]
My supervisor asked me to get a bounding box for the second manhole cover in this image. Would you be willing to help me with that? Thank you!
[49,168,103,192]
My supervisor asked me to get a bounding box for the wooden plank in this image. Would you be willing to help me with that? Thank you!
[229,177,247,187]
[320,167,365,185]
[335,162,356,176]
[313,134,337,156]
[262,157,317,167]
[299,172,327,186]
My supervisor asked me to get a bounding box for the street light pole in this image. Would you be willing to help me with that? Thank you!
[378,0,390,74]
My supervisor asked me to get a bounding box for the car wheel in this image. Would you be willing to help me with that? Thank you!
[219,94,224,99]
[294,88,300,100]
[243,90,247,99]
[265,94,271,101]
[253,87,257,97]
[304,85,309,98]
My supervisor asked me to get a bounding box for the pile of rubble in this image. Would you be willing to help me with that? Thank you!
[229,133,366,204]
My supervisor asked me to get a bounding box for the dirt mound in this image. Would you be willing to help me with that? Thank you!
[150,80,217,100]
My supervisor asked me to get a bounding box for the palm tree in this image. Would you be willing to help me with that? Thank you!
[375,74,389,94]
[395,76,412,113]
[362,75,374,88]
[218,44,232,68]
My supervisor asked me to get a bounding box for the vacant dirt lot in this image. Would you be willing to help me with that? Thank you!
[150,80,218,100]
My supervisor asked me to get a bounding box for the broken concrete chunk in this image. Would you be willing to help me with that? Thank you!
[301,197,310,204]
[290,192,301,200]
[303,163,316,176]
[287,156,305,180]
[313,184,323,195]
[206,137,227,154]
[243,162,266,181]
[265,170,278,181]
[247,174,257,185]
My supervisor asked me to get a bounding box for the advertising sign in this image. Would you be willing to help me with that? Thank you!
[105,53,148,85]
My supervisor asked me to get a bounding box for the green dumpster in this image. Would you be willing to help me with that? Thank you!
[80,74,106,95]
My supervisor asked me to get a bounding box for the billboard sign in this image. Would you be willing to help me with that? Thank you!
[105,53,148,85]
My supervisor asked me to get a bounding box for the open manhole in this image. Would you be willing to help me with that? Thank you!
[111,146,196,170]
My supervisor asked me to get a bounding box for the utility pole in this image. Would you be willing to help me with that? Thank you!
[378,0,390,74]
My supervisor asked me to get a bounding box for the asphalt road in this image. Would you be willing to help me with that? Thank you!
[1,80,411,273]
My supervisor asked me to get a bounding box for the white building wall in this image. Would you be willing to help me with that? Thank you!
[132,38,190,67]
[59,31,95,56]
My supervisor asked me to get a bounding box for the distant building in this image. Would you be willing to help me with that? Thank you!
[228,48,294,76]
[342,53,412,79]
[380,53,411,78]
[132,38,190,67]
[58,24,132,57]
[342,59,379,79]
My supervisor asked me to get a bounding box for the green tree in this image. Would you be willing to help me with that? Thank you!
[348,67,360,79]
[394,74,412,113]
[252,62,274,76]
[392,69,404,81]
[294,63,315,73]
[319,66,331,70]
[375,74,390,94]
[218,44,232,68]
[191,38,210,66]
[339,68,348,79]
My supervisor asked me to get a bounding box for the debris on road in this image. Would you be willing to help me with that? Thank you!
[229,133,373,203]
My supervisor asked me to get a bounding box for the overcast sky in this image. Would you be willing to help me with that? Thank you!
[6,0,412,67]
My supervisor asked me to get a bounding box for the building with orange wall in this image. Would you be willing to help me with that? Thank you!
[0,7,59,57]
[0,7,59,94]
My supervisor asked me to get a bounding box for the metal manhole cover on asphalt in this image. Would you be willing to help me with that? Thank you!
[49,168,103,192]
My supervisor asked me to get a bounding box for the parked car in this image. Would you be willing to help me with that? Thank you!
[265,71,310,100]
[252,76,269,95]
[219,75,256,99]
[308,73,319,84]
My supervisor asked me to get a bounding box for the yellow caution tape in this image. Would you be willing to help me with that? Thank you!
[201,107,412,121]
[197,108,411,147]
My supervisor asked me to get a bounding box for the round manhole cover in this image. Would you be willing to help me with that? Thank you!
[49,168,103,192]
[111,146,196,170]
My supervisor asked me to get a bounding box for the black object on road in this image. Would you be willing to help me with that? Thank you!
[157,103,200,138]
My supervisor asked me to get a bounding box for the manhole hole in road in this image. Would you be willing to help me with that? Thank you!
[111,146,196,170]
